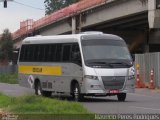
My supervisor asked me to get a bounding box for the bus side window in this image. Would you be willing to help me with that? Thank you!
[38,45,44,62]
[19,45,26,62]
[34,45,40,62]
[30,45,35,62]
[24,45,29,62]
[55,44,62,62]
[71,44,82,65]
[27,45,34,62]
[62,44,71,62]
[49,44,56,62]
[44,44,50,62]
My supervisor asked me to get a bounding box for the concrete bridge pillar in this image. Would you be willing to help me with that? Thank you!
[72,16,76,34]
[72,15,82,34]
[148,0,160,29]
[148,0,160,52]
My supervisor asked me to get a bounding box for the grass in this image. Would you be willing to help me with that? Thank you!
[0,93,115,120]
[0,93,93,119]
[0,93,89,114]
[0,74,18,84]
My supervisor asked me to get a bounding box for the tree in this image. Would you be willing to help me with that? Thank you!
[0,29,13,65]
[44,0,79,15]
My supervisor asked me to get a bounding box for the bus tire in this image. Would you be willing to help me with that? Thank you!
[35,81,42,96]
[117,93,126,102]
[35,81,52,97]
[73,83,83,102]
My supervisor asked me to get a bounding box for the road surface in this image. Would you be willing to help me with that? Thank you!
[83,89,160,114]
[0,83,160,114]
[0,83,34,97]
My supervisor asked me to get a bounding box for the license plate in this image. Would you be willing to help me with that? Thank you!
[109,90,119,93]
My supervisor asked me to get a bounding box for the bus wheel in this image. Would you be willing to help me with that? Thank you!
[73,83,83,102]
[117,93,126,102]
[35,81,42,96]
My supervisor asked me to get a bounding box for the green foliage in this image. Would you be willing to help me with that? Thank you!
[0,93,11,108]
[44,0,79,15]
[0,29,13,62]
[0,50,5,60]
[0,94,89,114]
[0,74,18,84]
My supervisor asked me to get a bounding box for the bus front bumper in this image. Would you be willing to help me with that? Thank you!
[82,87,135,97]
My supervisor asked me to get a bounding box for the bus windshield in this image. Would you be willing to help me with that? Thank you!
[81,39,132,68]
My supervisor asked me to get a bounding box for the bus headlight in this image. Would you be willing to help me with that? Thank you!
[128,75,135,80]
[84,75,99,80]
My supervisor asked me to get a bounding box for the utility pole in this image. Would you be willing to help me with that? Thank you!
[4,0,7,8]
[0,0,13,8]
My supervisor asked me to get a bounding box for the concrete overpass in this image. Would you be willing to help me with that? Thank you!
[13,0,160,53]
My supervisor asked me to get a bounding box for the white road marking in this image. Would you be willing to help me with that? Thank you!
[130,106,160,111]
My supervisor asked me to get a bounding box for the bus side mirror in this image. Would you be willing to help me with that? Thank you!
[131,54,135,62]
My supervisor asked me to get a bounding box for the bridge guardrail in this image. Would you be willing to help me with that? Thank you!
[12,0,114,40]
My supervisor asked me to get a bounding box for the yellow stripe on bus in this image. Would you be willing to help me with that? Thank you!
[18,65,62,75]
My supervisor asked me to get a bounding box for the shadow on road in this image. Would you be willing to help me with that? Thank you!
[50,95,134,103]
[82,97,118,102]
[50,95,136,103]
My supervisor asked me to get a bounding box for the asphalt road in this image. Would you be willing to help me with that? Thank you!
[0,83,34,97]
[83,89,160,114]
[0,83,160,114]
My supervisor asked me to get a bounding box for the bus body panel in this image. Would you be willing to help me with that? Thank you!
[82,66,135,95]
[18,62,83,94]
[18,33,135,97]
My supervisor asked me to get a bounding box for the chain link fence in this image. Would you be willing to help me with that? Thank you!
[0,65,17,74]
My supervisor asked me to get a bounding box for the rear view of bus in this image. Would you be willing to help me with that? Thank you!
[80,33,135,101]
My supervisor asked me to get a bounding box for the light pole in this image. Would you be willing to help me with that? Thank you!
[0,0,13,8]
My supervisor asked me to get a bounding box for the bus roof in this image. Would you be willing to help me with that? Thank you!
[22,33,123,45]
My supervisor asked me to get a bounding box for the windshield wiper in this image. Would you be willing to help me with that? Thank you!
[88,61,113,68]
[88,61,106,64]
[109,62,132,67]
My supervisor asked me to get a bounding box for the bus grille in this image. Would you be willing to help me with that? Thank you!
[101,76,125,90]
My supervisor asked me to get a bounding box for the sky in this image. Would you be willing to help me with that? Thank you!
[0,0,45,34]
